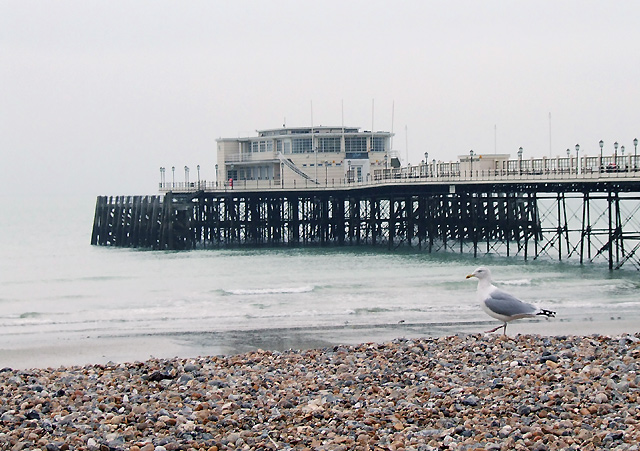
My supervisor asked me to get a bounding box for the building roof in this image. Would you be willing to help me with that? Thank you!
[216,126,394,142]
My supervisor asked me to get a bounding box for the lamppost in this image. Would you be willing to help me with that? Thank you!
[469,150,474,178]
[159,167,165,188]
[622,145,625,171]
[432,159,436,178]
[172,166,175,189]
[424,152,428,177]
[575,144,580,175]
[599,140,604,171]
[215,164,219,187]
[517,147,523,175]
[325,160,328,186]
[614,141,619,170]
[634,138,638,170]
[184,166,189,187]
[197,164,201,188]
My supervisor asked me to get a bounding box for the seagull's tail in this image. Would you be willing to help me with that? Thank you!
[536,309,556,318]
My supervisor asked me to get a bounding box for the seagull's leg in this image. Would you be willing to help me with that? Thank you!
[502,323,507,335]
[485,324,503,333]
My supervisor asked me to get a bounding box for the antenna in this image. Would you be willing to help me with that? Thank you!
[371,98,375,131]
[549,112,552,156]
[390,101,395,155]
[311,100,317,182]
[371,99,375,162]
[405,125,409,166]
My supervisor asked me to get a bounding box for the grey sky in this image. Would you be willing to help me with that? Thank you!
[2,1,639,198]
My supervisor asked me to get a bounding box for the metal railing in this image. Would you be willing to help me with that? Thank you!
[160,154,640,193]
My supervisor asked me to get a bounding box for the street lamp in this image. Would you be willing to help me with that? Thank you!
[424,152,428,177]
[314,146,318,183]
[634,138,638,170]
[599,140,604,171]
[469,150,474,177]
[197,165,201,188]
[518,147,523,175]
[432,159,436,177]
[172,166,175,188]
[215,164,219,187]
[575,144,580,174]
[184,166,189,187]
[614,141,619,170]
[325,160,328,185]
[159,167,165,188]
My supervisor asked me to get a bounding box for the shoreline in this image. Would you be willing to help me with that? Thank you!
[0,333,638,450]
[1,315,637,371]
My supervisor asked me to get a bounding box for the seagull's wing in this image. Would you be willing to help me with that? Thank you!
[483,288,537,318]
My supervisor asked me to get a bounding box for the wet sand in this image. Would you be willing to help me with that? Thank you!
[1,315,637,370]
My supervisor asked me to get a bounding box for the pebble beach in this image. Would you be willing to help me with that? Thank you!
[1,333,639,451]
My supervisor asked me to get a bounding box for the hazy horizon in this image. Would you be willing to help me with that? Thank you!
[2,1,639,198]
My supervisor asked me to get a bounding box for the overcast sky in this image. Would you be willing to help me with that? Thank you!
[2,1,639,198]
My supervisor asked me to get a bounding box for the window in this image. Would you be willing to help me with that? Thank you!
[372,137,385,152]
[251,142,259,153]
[292,138,312,153]
[345,137,367,153]
[318,137,341,153]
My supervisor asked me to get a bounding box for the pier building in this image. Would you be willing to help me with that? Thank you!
[216,126,394,187]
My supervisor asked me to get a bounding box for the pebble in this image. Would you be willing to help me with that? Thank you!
[0,334,639,450]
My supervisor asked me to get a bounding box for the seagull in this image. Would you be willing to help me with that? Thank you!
[466,266,556,335]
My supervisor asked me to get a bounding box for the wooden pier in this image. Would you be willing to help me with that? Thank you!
[91,176,640,270]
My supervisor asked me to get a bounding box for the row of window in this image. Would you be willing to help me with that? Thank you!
[228,166,274,181]
[248,136,387,154]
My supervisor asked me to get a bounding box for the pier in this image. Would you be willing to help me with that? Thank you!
[91,157,640,270]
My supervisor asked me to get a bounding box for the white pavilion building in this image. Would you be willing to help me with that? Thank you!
[216,126,395,187]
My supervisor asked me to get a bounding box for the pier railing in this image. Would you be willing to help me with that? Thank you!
[159,165,640,193]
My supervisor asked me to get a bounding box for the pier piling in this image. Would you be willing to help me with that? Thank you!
[91,180,640,269]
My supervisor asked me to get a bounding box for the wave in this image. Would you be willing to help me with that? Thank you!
[19,311,43,319]
[223,286,315,296]
[498,278,532,286]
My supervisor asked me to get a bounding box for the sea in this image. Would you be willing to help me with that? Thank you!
[1,195,639,369]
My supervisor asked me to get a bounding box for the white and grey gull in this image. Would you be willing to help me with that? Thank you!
[466,266,556,334]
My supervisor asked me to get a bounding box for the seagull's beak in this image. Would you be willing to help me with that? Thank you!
[466,274,475,279]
